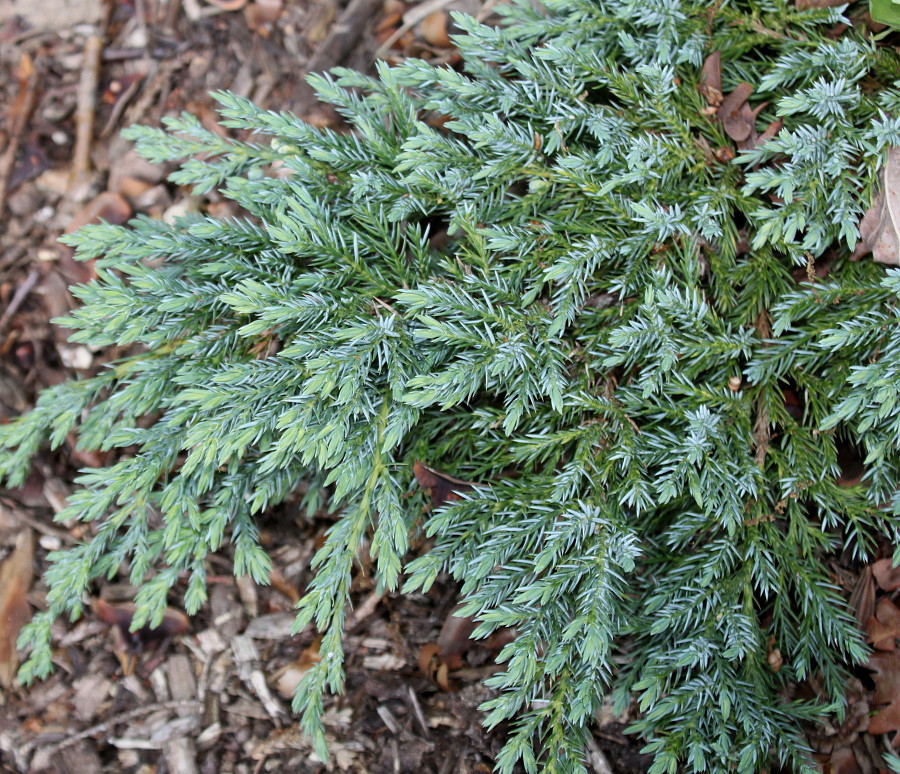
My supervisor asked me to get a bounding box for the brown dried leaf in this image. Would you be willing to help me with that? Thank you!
[413,460,476,507]
[756,118,783,148]
[850,565,876,630]
[852,147,900,265]
[421,11,451,47]
[698,51,722,107]
[437,605,478,670]
[93,598,189,674]
[736,101,768,150]
[418,642,450,691]
[874,558,900,592]
[717,82,754,142]
[866,651,900,734]
[828,747,862,774]
[244,0,282,33]
[0,529,34,687]
[868,598,900,651]
[273,636,322,698]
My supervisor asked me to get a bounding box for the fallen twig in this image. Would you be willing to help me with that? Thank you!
[347,589,385,630]
[100,74,145,139]
[21,700,203,759]
[295,0,384,114]
[0,53,40,217]
[71,32,104,192]
[0,269,40,332]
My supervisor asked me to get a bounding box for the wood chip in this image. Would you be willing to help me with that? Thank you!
[362,653,407,671]
[421,10,451,47]
[295,0,384,114]
[243,612,295,640]
[406,686,430,738]
[195,627,228,656]
[235,574,259,618]
[72,673,113,722]
[232,635,285,720]
[167,654,198,701]
[51,740,103,774]
[376,705,400,734]
[162,737,199,774]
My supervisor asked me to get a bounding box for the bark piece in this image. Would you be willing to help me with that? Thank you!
[294,0,384,115]
[50,740,103,774]
[0,529,34,687]
[72,673,113,722]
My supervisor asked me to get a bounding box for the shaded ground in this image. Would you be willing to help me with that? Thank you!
[0,1,650,772]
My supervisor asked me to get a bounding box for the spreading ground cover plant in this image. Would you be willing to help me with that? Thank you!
[4,0,900,771]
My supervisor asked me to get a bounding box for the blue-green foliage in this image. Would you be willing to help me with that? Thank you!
[3,0,900,771]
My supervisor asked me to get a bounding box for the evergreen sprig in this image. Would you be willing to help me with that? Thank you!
[4,1,900,771]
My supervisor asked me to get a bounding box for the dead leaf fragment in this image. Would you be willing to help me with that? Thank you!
[866,651,900,734]
[93,598,189,674]
[0,529,34,687]
[413,460,476,507]
[273,636,322,699]
[698,51,722,107]
[853,147,900,265]
[437,605,478,670]
[873,558,900,592]
[421,11,451,47]
[850,565,876,630]
[867,598,900,651]
[418,642,450,691]
[756,118,783,148]
[717,83,755,142]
